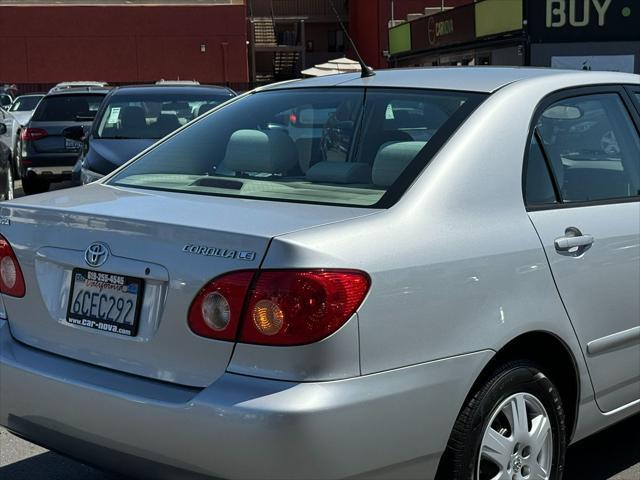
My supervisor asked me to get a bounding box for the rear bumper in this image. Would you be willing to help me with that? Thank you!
[20,150,79,180]
[0,320,492,479]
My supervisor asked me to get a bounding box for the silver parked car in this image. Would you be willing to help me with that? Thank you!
[0,68,638,480]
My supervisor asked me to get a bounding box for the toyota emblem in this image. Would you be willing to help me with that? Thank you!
[85,242,110,268]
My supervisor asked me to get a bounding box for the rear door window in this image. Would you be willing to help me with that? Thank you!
[32,94,105,122]
[110,88,485,207]
[525,135,558,206]
[534,93,640,203]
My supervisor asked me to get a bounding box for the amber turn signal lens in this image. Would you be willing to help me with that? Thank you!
[252,299,284,336]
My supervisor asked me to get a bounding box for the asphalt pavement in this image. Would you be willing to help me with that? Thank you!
[1,181,639,479]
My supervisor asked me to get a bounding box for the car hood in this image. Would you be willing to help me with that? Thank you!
[86,138,157,175]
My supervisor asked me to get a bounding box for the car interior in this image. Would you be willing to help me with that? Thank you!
[211,93,461,189]
[112,89,477,206]
[97,97,231,140]
[534,94,640,202]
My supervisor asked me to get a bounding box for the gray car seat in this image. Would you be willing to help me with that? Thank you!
[221,129,298,175]
[372,141,426,187]
[119,106,148,138]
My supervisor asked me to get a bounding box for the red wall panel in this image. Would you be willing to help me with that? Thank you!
[0,5,248,84]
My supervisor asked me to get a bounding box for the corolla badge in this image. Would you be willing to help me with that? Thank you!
[183,244,256,261]
[85,242,110,268]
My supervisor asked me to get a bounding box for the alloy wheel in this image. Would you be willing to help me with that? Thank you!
[477,392,553,480]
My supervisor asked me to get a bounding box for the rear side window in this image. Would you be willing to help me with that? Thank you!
[110,88,484,207]
[9,96,42,112]
[525,136,557,206]
[32,94,105,122]
[534,93,640,203]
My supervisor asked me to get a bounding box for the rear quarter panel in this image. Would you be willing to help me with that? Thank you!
[261,75,630,429]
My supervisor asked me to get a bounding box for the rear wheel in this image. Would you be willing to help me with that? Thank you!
[438,360,567,480]
[22,175,49,195]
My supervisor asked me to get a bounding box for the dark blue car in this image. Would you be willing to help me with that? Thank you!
[70,84,236,185]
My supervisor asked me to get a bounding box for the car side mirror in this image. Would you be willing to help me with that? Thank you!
[63,125,85,141]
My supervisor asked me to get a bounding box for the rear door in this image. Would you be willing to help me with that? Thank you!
[524,86,640,413]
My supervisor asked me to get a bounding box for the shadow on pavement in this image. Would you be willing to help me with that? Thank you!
[0,451,127,480]
[565,414,640,480]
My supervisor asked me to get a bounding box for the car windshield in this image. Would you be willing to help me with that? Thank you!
[110,88,485,207]
[31,94,105,122]
[95,91,235,140]
[9,95,43,112]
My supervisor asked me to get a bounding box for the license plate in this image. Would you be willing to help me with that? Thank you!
[67,268,144,337]
[65,138,82,151]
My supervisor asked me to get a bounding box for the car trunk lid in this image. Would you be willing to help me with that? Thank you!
[1,184,377,387]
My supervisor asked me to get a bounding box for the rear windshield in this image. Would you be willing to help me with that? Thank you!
[94,91,236,140]
[9,95,43,112]
[110,88,485,207]
[32,94,105,122]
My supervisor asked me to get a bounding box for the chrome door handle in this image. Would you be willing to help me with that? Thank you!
[554,227,594,253]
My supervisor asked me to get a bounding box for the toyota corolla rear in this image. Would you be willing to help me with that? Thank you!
[0,83,487,479]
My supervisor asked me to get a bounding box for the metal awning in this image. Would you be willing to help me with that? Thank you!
[301,57,365,77]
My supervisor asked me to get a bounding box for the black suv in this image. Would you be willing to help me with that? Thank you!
[18,87,108,194]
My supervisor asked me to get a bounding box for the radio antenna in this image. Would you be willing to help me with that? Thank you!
[328,0,375,78]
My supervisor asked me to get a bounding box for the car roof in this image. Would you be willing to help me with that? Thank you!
[46,87,110,96]
[260,67,639,93]
[110,84,235,96]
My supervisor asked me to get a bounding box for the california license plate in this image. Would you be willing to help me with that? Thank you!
[67,269,144,337]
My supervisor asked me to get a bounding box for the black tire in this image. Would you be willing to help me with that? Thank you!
[437,360,567,480]
[22,175,49,195]
[12,136,21,180]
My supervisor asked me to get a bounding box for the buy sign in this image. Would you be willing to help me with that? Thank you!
[546,0,612,27]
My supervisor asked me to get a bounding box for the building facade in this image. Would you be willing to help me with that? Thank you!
[349,0,470,69]
[0,0,249,88]
[388,0,639,73]
[0,0,475,91]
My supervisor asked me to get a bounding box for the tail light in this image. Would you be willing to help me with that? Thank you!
[0,234,26,298]
[188,269,370,346]
[20,128,48,142]
[188,271,254,341]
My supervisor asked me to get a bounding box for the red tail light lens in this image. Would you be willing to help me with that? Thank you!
[188,271,254,340]
[188,269,370,346]
[0,234,26,298]
[20,128,48,142]
[240,270,370,346]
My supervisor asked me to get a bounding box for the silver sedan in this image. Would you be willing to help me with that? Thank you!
[0,67,638,480]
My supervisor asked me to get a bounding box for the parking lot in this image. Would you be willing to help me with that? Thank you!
[1,22,639,476]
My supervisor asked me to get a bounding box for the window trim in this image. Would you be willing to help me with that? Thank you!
[622,85,640,121]
[522,84,640,212]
